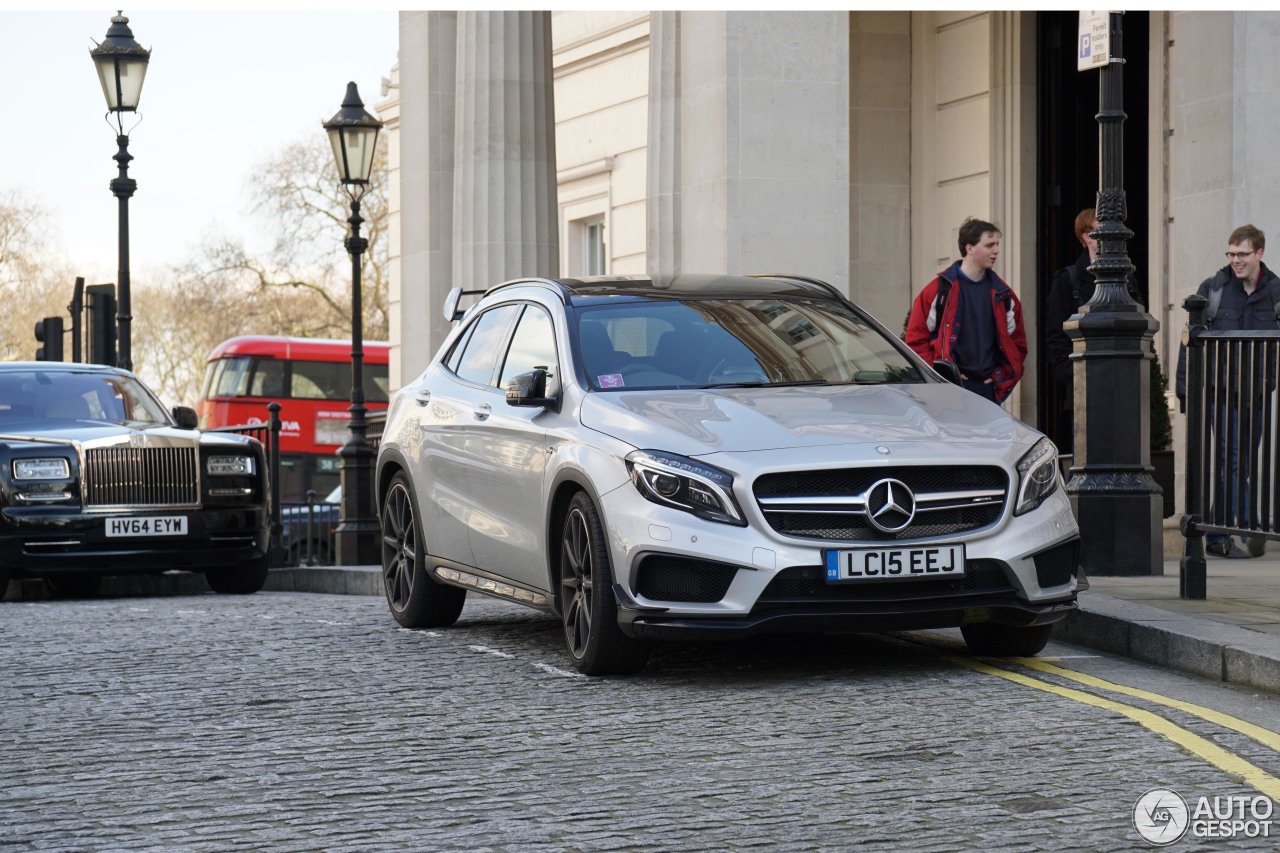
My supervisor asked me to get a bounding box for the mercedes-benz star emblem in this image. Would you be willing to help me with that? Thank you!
[865,478,916,533]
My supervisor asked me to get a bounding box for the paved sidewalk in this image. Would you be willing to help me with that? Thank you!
[1055,548,1280,694]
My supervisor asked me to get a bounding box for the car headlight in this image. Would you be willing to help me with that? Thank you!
[13,458,70,480]
[625,450,746,526]
[1014,436,1060,516]
[207,455,255,476]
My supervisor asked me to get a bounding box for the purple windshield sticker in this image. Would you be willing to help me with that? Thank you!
[598,374,625,388]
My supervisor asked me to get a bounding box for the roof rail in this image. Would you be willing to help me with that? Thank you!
[485,276,566,296]
[444,277,570,323]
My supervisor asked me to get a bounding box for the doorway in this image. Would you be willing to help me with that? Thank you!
[1035,11,1149,450]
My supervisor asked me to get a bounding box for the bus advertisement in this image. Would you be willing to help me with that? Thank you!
[196,335,390,502]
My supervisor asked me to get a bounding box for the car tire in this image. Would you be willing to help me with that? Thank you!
[0,566,11,601]
[961,622,1053,657]
[559,491,651,676]
[206,555,269,595]
[381,473,465,628]
[43,574,103,599]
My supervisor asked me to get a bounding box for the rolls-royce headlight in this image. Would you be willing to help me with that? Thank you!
[13,458,71,480]
[626,450,746,526]
[207,455,255,476]
[1014,437,1060,516]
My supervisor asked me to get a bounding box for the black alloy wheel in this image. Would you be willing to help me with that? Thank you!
[559,491,650,675]
[380,473,464,628]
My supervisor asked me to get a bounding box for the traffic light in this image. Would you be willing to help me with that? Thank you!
[86,284,117,367]
[34,317,65,362]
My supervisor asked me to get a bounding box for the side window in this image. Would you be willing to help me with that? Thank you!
[445,323,478,374]
[214,357,251,397]
[248,358,286,397]
[366,363,390,403]
[500,305,559,393]
[291,361,347,400]
[453,305,521,386]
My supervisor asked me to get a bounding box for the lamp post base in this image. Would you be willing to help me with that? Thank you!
[1070,489,1163,576]
[335,439,379,566]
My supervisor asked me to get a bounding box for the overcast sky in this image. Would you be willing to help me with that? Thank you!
[3,8,399,285]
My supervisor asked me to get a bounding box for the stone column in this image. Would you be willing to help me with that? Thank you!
[646,11,849,290]
[452,11,559,286]
[646,11,682,278]
[394,11,457,387]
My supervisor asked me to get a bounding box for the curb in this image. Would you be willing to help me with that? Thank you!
[3,566,383,602]
[1053,591,1280,694]
[264,566,382,596]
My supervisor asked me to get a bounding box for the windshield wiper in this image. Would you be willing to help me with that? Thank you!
[702,379,828,389]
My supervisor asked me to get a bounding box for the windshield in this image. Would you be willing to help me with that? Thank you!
[575,297,924,391]
[0,371,171,426]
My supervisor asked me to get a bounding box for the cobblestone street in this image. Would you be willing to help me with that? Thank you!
[2,591,1275,851]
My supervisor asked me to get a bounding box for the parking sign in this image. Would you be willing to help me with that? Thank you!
[1078,11,1110,71]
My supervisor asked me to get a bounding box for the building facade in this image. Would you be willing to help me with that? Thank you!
[383,10,1280,525]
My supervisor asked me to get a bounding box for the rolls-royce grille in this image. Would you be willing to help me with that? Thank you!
[753,560,1015,609]
[84,446,200,508]
[753,466,1008,541]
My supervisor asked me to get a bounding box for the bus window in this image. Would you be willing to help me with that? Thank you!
[248,359,286,397]
[292,360,346,400]
[365,363,389,403]
[214,357,252,397]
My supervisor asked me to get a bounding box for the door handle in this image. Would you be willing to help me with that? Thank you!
[415,389,431,406]
[473,402,492,420]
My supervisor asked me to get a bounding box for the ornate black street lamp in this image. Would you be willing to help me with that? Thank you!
[1064,11,1162,576]
[90,11,150,372]
[324,82,383,565]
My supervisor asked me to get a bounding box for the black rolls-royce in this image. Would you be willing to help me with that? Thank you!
[0,362,270,599]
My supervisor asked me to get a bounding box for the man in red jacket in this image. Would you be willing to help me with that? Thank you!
[905,217,1028,403]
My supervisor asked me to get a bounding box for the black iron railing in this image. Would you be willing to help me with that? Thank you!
[1180,294,1280,597]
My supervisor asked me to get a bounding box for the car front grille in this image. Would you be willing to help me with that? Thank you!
[753,560,1015,609]
[636,555,738,603]
[84,446,200,508]
[753,465,1008,541]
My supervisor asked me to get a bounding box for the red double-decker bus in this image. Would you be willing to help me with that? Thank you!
[196,335,390,502]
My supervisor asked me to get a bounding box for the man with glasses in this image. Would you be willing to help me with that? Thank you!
[1176,224,1280,558]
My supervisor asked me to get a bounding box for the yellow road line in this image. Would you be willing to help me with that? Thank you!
[1017,658,1280,755]
[945,654,1280,802]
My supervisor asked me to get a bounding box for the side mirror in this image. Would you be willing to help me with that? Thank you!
[505,368,559,411]
[932,359,963,386]
[172,405,199,429]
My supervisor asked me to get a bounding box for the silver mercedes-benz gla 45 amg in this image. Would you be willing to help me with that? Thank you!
[375,274,1080,674]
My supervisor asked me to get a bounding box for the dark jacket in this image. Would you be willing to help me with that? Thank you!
[1175,262,1280,403]
[1045,252,1141,405]
[905,261,1028,403]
